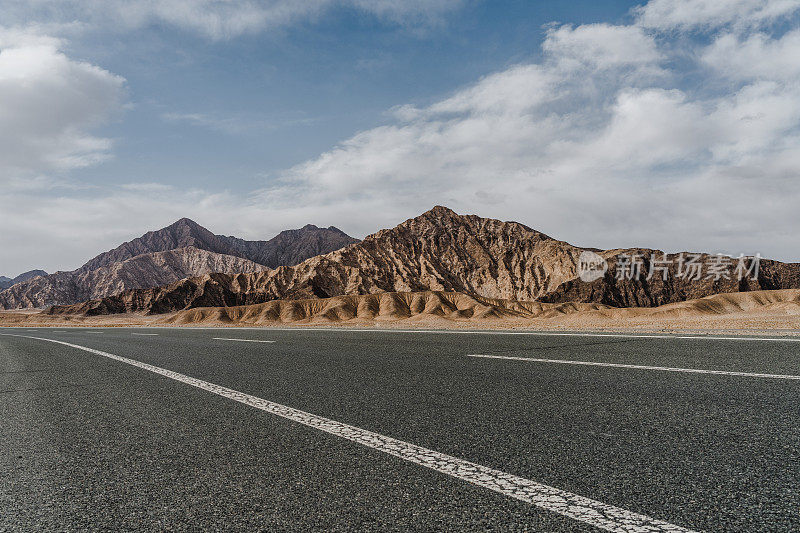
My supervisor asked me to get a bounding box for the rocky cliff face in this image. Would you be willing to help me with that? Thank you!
[40,206,800,316]
[0,220,358,309]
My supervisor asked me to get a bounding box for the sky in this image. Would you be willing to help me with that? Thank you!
[1,0,799,275]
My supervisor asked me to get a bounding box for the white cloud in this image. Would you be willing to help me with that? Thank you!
[4,0,800,275]
[0,27,125,186]
[543,24,662,71]
[0,26,63,47]
[258,5,800,262]
[565,88,711,169]
[635,0,800,31]
[701,29,800,81]
[0,0,465,40]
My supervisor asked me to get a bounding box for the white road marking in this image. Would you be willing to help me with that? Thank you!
[467,354,800,381]
[212,337,275,343]
[9,326,799,341]
[193,327,800,342]
[0,333,693,533]
[84,331,104,334]
[131,333,159,336]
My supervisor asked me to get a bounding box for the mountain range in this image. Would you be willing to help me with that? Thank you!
[0,270,48,290]
[42,206,800,316]
[0,219,357,309]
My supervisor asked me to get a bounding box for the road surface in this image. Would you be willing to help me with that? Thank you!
[1,327,799,531]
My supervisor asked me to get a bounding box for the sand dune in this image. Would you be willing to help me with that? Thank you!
[158,291,608,326]
[3,289,799,332]
[157,289,800,329]
[645,289,800,317]
[543,289,800,331]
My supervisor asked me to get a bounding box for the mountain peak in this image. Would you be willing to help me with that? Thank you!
[424,205,458,217]
[167,217,206,231]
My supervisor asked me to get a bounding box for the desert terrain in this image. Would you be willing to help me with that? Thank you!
[3,288,799,335]
[3,208,799,336]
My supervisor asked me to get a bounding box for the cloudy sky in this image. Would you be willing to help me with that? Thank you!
[1,0,799,275]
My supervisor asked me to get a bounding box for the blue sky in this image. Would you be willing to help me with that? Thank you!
[77,0,639,191]
[1,0,799,274]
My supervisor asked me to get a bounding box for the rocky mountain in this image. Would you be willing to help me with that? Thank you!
[539,250,799,307]
[47,206,580,314]
[0,270,48,290]
[0,220,358,309]
[2,248,264,309]
[79,218,357,271]
[48,206,800,316]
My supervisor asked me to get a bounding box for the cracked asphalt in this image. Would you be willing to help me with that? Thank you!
[1,327,799,531]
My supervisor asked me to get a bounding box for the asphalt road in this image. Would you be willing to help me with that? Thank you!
[1,327,799,532]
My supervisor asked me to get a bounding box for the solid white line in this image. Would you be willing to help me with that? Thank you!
[191,327,800,342]
[212,337,275,343]
[5,325,798,341]
[467,354,800,381]
[131,333,159,336]
[0,333,693,533]
[363,330,800,342]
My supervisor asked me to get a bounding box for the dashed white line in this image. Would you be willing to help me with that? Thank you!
[0,333,693,533]
[467,354,800,381]
[212,337,275,343]
[131,333,159,336]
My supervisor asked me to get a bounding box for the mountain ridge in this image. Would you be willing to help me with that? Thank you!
[79,218,357,271]
[14,206,800,315]
[51,205,800,317]
[0,269,48,290]
[0,220,359,309]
